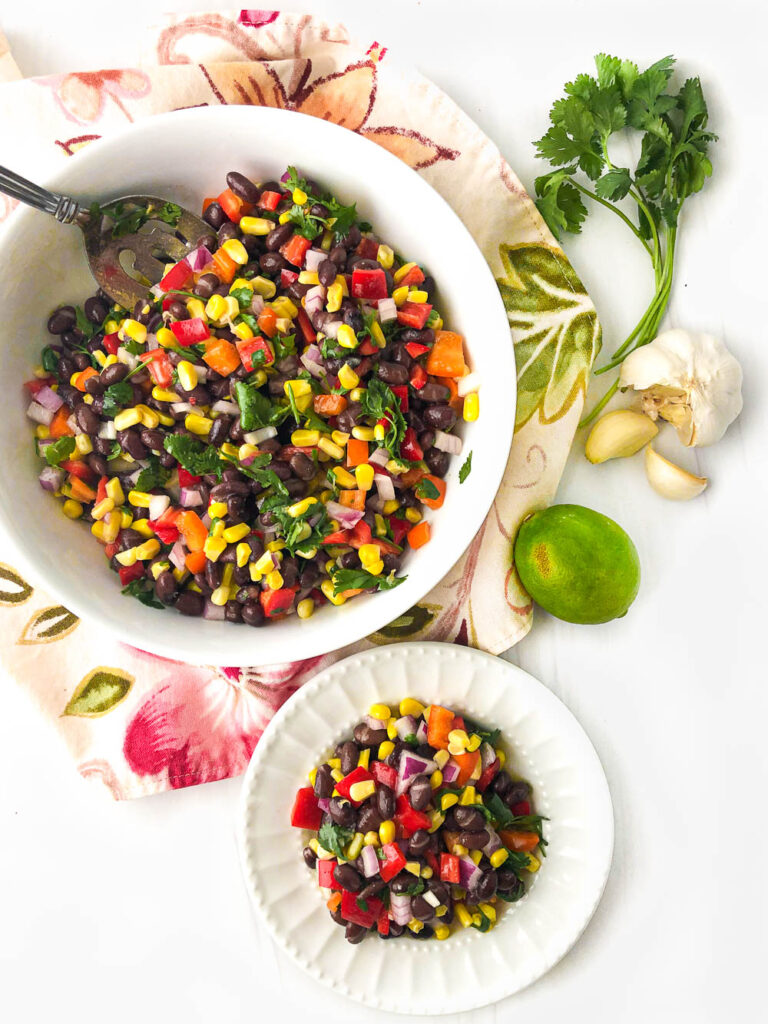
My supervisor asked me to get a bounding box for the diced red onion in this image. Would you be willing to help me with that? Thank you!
[201,513,212,528]
[212,399,240,416]
[433,430,463,455]
[243,426,277,445]
[365,714,385,730]
[422,890,440,909]
[195,366,209,381]
[279,169,293,183]
[457,372,481,398]
[378,297,397,322]
[368,447,390,468]
[442,761,460,786]
[169,541,187,571]
[171,402,195,414]
[66,415,77,433]
[98,421,117,440]
[482,828,503,858]
[480,742,497,771]
[37,437,54,452]
[459,855,481,890]
[360,844,380,878]
[203,599,226,620]
[180,487,204,508]
[367,496,386,514]
[148,494,170,520]
[250,293,265,316]
[300,345,325,378]
[416,719,428,744]
[26,401,54,426]
[322,320,342,339]
[117,346,140,370]
[325,500,364,528]
[399,751,436,779]
[375,473,395,502]
[389,892,412,926]
[395,715,418,741]
[185,245,213,272]
[39,466,65,492]
[317,797,330,813]
[149,283,164,298]
[35,386,64,412]
[305,286,327,326]
[304,249,326,272]
[122,466,143,486]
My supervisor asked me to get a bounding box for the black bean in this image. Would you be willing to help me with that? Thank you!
[313,763,335,799]
[91,436,112,456]
[140,428,165,452]
[423,404,456,431]
[458,830,490,850]
[329,245,347,266]
[283,452,312,482]
[328,797,356,829]
[218,221,239,244]
[421,276,435,300]
[353,723,388,748]
[334,863,362,892]
[167,300,188,321]
[409,776,432,812]
[317,258,337,288]
[427,879,451,905]
[345,922,366,945]
[359,879,386,899]
[205,560,222,591]
[57,356,75,383]
[147,313,163,333]
[411,895,434,922]
[337,550,359,571]
[491,771,513,799]
[221,602,240,623]
[83,373,106,396]
[420,382,450,403]
[118,429,148,461]
[425,448,449,478]
[390,343,412,368]
[84,296,108,324]
[226,170,261,204]
[341,306,364,333]
[454,806,485,831]
[193,573,212,597]
[400,327,433,346]
[389,874,412,895]
[504,780,531,808]
[235,586,260,605]
[472,869,498,901]
[302,846,317,869]
[86,453,108,477]
[47,306,76,335]
[242,599,265,627]
[209,481,251,502]
[308,202,329,218]
[242,233,261,254]
[497,869,522,893]
[194,273,220,300]
[336,401,363,433]
[265,223,293,252]
[377,361,409,385]
[61,329,84,349]
[357,805,383,833]
[376,787,395,821]
[74,403,98,435]
[159,452,175,469]
[175,591,204,616]
[203,202,226,229]
[71,352,89,371]
[154,571,178,605]
[385,740,403,769]
[259,251,286,275]
[408,829,430,855]
[283,478,306,499]
[186,385,211,407]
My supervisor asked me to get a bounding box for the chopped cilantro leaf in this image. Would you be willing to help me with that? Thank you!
[459,451,473,483]
[318,822,354,859]
[331,566,406,597]
[44,436,76,467]
[163,434,223,479]
[121,578,165,609]
[102,381,134,418]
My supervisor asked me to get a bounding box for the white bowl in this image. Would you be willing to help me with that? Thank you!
[0,107,515,666]
[239,643,614,1014]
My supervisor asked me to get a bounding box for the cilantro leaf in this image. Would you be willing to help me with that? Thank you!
[595,167,632,201]
[41,346,60,373]
[135,455,171,492]
[102,381,134,418]
[533,166,588,239]
[121,578,165,609]
[163,435,223,479]
[318,822,354,859]
[233,381,290,432]
[269,501,333,555]
[44,436,76,467]
[415,477,440,502]
[359,378,406,455]
[74,305,98,341]
[331,566,406,597]
[100,199,182,240]
[459,451,473,483]
[229,286,254,310]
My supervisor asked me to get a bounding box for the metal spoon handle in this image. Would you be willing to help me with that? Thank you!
[0,165,82,224]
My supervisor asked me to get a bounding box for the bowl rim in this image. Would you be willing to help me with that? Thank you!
[0,105,516,665]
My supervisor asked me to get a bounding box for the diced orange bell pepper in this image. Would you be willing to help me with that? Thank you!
[326,892,342,913]
[427,705,455,750]
[339,587,364,599]
[217,188,252,223]
[313,393,348,416]
[211,247,238,284]
[499,829,540,853]
[425,330,467,379]
[185,549,207,574]
[202,197,216,214]
[345,438,369,467]
[407,520,431,550]
[178,510,208,552]
[49,406,74,438]
[339,489,366,511]
[72,366,98,392]
[418,474,446,510]
[203,337,240,377]
[257,307,278,339]
[399,466,426,488]
[68,475,97,502]
[452,750,480,787]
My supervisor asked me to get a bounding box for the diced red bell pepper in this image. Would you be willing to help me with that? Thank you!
[118,562,145,587]
[139,348,173,387]
[347,519,373,549]
[170,318,210,346]
[400,427,423,462]
[425,850,440,876]
[236,335,274,371]
[340,889,383,928]
[280,268,299,289]
[178,467,201,488]
[351,266,388,301]
[96,475,108,503]
[398,265,425,287]
[391,384,409,412]
[377,906,391,936]
[452,715,466,731]
[296,307,316,345]
[280,233,312,268]
[405,341,430,359]
[359,338,378,356]
[440,853,460,884]
[321,529,352,547]
[103,333,120,356]
[409,364,428,390]
[387,516,410,547]
[395,794,432,833]
[477,758,500,793]
[217,188,251,223]
[59,459,94,482]
[317,859,341,890]
[397,301,432,330]
[260,587,297,619]
[147,508,181,545]
[290,786,324,830]
[370,761,398,790]
[257,190,281,211]
[159,260,194,294]
[356,237,379,260]
[104,539,121,560]
[512,800,531,816]
[335,766,375,806]
[379,842,407,883]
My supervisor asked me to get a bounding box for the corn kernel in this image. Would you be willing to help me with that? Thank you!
[355,464,374,491]
[357,545,379,569]
[113,408,141,430]
[370,321,386,348]
[349,779,375,803]
[363,831,380,847]
[255,550,276,574]
[208,501,228,519]
[265,569,284,591]
[433,925,451,941]
[526,854,541,872]
[405,507,423,524]
[326,282,343,312]
[35,425,50,440]
[470,849,483,865]
[337,324,358,350]
[249,276,277,301]
[150,561,170,580]
[317,437,344,459]
[357,747,370,770]
[433,749,450,769]
[383,499,400,516]
[393,262,417,284]
[392,285,409,306]
[494,748,506,768]
[466,733,482,753]
[298,270,319,286]
[373,423,386,442]
[232,542,250,569]
[453,843,468,857]
[330,768,344,783]
[490,848,509,869]
[221,238,248,265]
[115,547,137,567]
[104,478,124,505]
[351,427,375,443]
[376,243,394,269]
[91,497,114,521]
[62,499,83,519]
[308,767,317,786]
[399,698,424,718]
[74,433,93,455]
[470,758,482,781]
[291,429,320,447]
[185,298,206,321]
[154,327,175,348]
[378,740,395,761]
[441,793,459,812]
[266,539,286,553]
[328,759,342,772]
[459,786,477,806]
[404,861,421,878]
[222,522,251,544]
[291,186,308,205]
[374,513,387,538]
[135,539,160,561]
[203,536,227,562]
[132,519,154,538]
[231,320,254,341]
[407,919,424,934]
[185,413,212,435]
[209,585,229,607]
[121,319,147,344]
[137,405,160,429]
[332,466,356,488]
[222,563,234,588]
[349,388,365,403]
[278,211,292,225]
[386,717,398,740]
[430,770,443,790]
[408,289,429,303]
[463,393,480,422]
[368,703,390,721]
[205,294,227,321]
[320,579,346,605]
[90,521,105,541]
[337,364,359,390]
[272,296,298,319]
[240,216,273,236]
[428,809,445,833]
[152,387,181,404]
[344,831,364,860]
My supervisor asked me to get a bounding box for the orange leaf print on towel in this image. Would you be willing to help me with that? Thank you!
[39,69,151,125]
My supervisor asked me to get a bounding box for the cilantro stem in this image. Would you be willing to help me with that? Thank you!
[569,181,653,258]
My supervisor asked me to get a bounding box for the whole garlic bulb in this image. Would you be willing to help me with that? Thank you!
[619,329,743,446]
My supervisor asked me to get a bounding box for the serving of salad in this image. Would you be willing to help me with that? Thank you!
[291,698,546,944]
[24,167,479,626]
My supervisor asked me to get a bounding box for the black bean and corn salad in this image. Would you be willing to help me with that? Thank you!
[25,167,481,625]
[291,699,546,943]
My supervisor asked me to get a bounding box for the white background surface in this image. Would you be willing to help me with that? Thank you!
[1,1,766,1022]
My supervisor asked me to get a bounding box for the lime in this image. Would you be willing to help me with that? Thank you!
[514,504,640,624]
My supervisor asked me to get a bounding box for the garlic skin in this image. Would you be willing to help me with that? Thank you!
[619,329,743,447]
[644,445,708,500]
[585,410,658,463]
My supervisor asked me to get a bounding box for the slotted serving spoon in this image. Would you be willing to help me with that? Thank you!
[0,165,209,309]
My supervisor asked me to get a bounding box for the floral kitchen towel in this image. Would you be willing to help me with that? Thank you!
[0,10,600,798]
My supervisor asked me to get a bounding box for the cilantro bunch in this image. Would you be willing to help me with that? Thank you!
[533,54,717,422]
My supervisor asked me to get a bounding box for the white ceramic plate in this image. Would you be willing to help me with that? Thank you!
[239,642,613,1014]
[0,106,515,666]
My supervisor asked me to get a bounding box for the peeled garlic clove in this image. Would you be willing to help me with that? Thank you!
[585,410,658,464]
[644,445,707,500]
